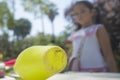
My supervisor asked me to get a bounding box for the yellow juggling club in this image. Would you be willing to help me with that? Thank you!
[14,46,67,80]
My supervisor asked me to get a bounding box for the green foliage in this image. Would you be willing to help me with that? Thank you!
[21,0,49,15]
[13,18,32,40]
[0,32,9,48]
[0,31,69,60]
[7,14,15,30]
[25,33,51,45]
[0,2,13,27]
[22,0,58,18]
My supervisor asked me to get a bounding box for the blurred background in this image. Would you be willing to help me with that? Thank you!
[0,0,120,72]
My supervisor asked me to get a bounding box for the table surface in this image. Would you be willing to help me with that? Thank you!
[48,72,120,80]
[0,72,120,80]
[0,76,15,80]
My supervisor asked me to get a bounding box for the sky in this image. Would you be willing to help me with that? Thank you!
[14,0,73,37]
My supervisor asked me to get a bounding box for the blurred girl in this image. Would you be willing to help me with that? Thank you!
[65,1,118,72]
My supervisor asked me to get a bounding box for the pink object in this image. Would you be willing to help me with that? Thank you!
[4,59,16,66]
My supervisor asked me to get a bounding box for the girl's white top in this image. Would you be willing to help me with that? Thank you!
[68,24,106,69]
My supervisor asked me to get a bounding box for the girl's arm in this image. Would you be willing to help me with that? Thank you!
[97,25,118,72]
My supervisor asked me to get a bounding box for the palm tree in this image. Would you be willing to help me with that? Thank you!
[44,3,58,43]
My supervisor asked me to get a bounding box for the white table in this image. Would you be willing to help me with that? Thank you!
[48,72,120,80]
[0,76,15,80]
[0,72,120,80]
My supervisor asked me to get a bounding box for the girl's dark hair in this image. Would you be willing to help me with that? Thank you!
[64,1,101,31]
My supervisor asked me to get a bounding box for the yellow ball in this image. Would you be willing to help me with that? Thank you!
[14,46,67,80]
